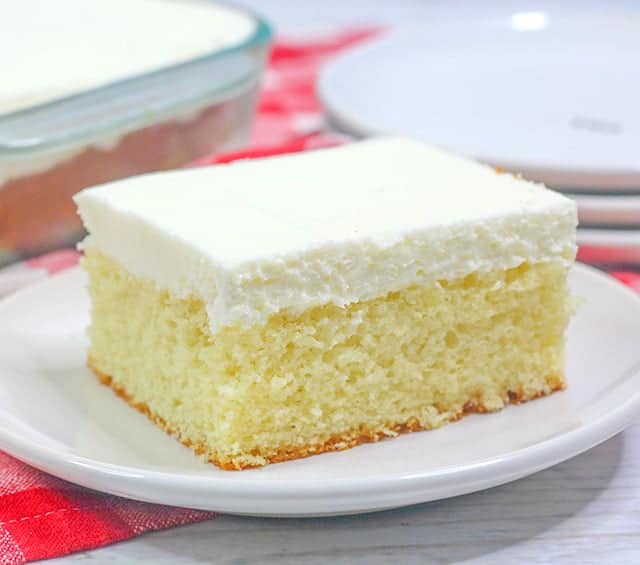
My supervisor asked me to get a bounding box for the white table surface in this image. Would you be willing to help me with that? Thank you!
[51,1,640,562]
[51,422,640,564]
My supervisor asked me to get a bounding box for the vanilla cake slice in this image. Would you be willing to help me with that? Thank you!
[74,137,577,470]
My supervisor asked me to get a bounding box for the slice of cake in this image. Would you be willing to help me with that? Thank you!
[74,137,577,470]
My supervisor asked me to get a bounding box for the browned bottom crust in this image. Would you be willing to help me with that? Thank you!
[88,358,565,471]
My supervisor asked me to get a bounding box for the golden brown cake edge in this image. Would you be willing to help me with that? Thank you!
[88,357,565,471]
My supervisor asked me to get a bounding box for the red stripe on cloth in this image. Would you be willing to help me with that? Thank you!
[0,453,73,498]
[0,488,76,524]
[610,271,640,292]
[0,484,212,564]
[252,27,380,144]
[25,250,79,275]
[0,528,25,565]
[269,28,381,62]
[190,133,343,167]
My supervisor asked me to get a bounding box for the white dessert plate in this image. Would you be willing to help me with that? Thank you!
[0,264,639,517]
[318,4,640,191]
[573,193,640,228]
[578,228,640,265]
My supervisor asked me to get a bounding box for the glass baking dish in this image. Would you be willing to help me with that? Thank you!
[0,4,272,266]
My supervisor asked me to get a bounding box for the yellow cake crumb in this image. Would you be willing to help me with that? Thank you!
[83,251,571,469]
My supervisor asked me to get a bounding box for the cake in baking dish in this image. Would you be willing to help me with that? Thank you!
[74,137,577,470]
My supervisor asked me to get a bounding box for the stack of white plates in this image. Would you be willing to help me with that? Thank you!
[318,2,640,265]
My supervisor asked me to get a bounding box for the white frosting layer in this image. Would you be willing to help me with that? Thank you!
[0,0,255,116]
[75,138,577,331]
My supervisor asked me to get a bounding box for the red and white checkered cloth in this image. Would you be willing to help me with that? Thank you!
[1,26,639,563]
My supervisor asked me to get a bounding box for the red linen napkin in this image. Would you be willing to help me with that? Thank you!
[0,29,377,564]
[0,452,212,563]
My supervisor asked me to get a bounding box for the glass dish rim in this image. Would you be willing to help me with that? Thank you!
[0,4,272,157]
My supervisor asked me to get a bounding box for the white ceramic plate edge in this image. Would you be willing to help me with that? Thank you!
[318,28,640,192]
[575,194,640,227]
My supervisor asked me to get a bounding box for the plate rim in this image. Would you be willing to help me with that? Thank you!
[1,263,640,513]
[574,193,640,227]
[578,228,640,247]
[318,22,640,191]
